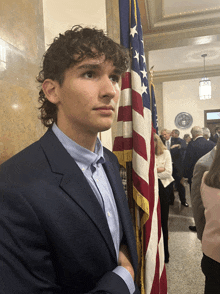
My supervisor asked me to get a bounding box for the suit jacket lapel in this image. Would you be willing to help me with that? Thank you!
[103,151,138,273]
[39,129,117,260]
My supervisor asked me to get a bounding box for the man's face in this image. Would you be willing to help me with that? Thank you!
[171,131,178,138]
[161,131,166,138]
[53,56,121,137]
[164,132,171,140]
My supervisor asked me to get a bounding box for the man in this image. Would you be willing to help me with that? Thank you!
[202,127,216,148]
[159,128,166,145]
[210,126,220,143]
[163,130,188,207]
[189,146,216,236]
[171,129,187,160]
[184,126,214,191]
[0,26,139,294]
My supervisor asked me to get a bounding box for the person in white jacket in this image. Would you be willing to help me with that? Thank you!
[154,133,174,263]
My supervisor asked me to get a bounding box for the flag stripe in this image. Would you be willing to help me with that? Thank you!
[113,136,133,151]
[132,90,144,116]
[121,72,132,90]
[133,130,148,161]
[118,105,132,122]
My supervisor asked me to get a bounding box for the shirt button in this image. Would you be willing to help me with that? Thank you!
[82,168,85,171]
[107,211,111,217]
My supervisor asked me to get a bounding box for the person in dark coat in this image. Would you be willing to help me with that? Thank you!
[0,26,140,294]
[164,130,188,207]
[202,127,216,149]
[184,126,214,191]
[210,126,220,143]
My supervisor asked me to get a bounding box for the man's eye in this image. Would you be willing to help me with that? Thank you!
[110,75,120,83]
[83,71,94,78]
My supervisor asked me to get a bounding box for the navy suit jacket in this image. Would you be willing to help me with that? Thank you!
[169,137,184,178]
[183,137,214,180]
[0,129,139,294]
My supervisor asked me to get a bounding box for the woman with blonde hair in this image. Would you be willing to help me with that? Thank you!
[154,133,174,263]
[201,138,220,293]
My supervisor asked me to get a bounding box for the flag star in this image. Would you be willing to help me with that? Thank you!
[141,54,146,64]
[130,25,138,37]
[140,68,147,79]
[134,50,139,62]
[141,84,148,95]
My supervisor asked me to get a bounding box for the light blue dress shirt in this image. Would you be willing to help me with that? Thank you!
[52,124,135,294]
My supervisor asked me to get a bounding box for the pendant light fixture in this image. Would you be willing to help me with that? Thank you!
[199,54,211,100]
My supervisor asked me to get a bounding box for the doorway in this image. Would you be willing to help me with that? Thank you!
[204,109,220,136]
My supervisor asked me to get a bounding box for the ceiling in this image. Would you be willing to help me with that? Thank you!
[138,0,220,82]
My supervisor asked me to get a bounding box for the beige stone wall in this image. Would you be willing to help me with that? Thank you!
[0,0,45,164]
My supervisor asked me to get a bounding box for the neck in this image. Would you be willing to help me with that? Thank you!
[57,123,98,152]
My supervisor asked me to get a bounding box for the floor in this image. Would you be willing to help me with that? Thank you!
[165,183,205,294]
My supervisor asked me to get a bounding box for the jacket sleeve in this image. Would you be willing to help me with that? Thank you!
[190,162,207,241]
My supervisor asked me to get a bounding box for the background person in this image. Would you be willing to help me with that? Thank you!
[163,130,188,207]
[210,126,220,143]
[189,146,216,234]
[184,126,214,191]
[183,134,191,145]
[154,133,174,263]
[202,127,216,148]
[201,138,220,293]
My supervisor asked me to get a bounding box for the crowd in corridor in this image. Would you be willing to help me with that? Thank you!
[156,125,220,293]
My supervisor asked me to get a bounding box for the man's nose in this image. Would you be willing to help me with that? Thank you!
[99,77,117,99]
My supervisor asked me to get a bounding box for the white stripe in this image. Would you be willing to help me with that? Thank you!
[131,70,142,95]
[116,121,132,138]
[132,108,152,178]
[145,164,159,294]
[120,88,132,106]
[132,150,149,183]
[158,233,165,277]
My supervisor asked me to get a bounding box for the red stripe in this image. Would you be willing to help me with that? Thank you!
[157,201,161,241]
[113,136,133,152]
[144,127,155,251]
[160,266,168,293]
[150,251,160,294]
[132,170,149,199]
[121,72,131,90]
[117,105,132,122]
[133,130,148,161]
[132,90,144,116]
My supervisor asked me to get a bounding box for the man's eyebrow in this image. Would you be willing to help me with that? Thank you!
[76,63,122,75]
[76,64,101,70]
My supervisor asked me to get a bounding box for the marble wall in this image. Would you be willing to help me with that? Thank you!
[0,0,45,164]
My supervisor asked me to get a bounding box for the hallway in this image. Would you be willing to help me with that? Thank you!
[166,183,205,294]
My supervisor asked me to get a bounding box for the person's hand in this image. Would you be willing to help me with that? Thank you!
[157,167,165,173]
[118,244,134,281]
[170,144,181,149]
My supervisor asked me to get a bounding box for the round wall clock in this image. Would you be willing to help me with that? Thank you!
[174,112,193,129]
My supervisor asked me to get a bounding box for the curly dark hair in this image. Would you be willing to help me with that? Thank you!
[37,25,130,127]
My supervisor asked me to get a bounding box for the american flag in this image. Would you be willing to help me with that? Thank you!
[113,0,167,293]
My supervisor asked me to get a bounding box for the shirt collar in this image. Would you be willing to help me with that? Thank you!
[193,135,203,141]
[52,123,105,170]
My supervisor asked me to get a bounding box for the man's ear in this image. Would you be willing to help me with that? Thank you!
[42,79,60,104]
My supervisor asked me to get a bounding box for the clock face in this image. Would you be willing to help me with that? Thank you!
[174,112,193,129]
